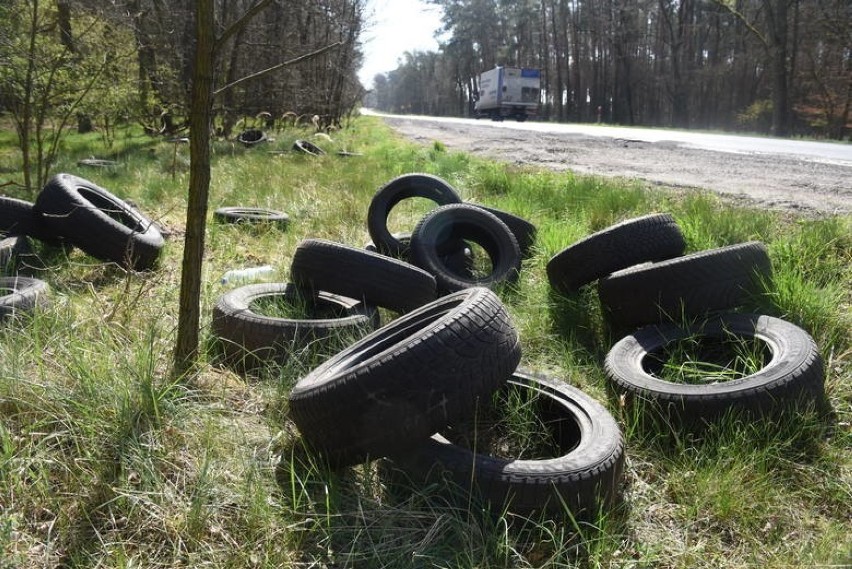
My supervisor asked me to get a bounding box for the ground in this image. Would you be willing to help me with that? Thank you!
[381,116,852,216]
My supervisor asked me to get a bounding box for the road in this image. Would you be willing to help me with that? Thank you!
[365,110,852,215]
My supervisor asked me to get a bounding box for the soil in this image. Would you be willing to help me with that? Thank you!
[381,116,852,216]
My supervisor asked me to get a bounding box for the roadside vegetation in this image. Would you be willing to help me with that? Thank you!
[0,116,849,567]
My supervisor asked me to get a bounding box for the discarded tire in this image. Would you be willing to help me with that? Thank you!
[473,204,537,258]
[387,370,624,519]
[410,203,521,292]
[0,276,50,320]
[213,207,289,229]
[367,173,462,257]
[237,129,267,147]
[35,173,164,271]
[293,139,325,156]
[598,241,772,328]
[547,213,686,294]
[212,282,380,370]
[604,313,825,422]
[288,287,521,467]
[0,235,31,272]
[364,232,475,277]
[290,238,437,313]
[0,197,60,245]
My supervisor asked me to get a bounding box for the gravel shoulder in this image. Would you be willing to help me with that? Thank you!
[381,116,852,216]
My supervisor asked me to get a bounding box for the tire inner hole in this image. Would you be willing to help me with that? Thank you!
[643,334,772,384]
[78,188,145,232]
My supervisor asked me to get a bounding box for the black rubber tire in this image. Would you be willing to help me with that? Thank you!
[0,197,61,245]
[547,213,686,295]
[0,235,31,272]
[34,173,164,271]
[211,282,380,370]
[472,204,537,258]
[290,238,437,314]
[386,370,624,519]
[213,207,289,228]
[237,129,267,147]
[364,231,475,276]
[292,139,325,156]
[288,287,522,467]
[598,241,772,329]
[367,173,463,257]
[0,276,50,320]
[604,313,825,421]
[77,158,119,168]
[410,203,521,293]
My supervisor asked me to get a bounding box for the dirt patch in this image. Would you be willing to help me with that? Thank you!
[382,116,852,216]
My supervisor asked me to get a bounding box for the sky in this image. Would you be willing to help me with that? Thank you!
[358,0,444,88]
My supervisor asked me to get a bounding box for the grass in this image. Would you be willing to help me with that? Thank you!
[0,116,850,567]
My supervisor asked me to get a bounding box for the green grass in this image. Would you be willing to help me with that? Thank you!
[0,116,850,567]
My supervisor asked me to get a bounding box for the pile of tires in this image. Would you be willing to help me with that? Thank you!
[547,213,825,426]
[0,173,164,271]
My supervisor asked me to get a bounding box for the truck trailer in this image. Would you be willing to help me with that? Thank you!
[473,66,541,121]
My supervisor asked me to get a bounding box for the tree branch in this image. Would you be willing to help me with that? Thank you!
[213,41,342,97]
[712,0,768,48]
[213,0,276,57]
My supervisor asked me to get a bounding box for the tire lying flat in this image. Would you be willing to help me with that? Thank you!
[35,173,164,271]
[547,213,685,295]
[211,282,380,370]
[604,313,825,422]
[288,287,521,467]
[598,241,772,329]
[367,173,462,258]
[0,276,50,320]
[410,203,521,293]
[290,238,437,314]
[213,206,289,229]
[387,370,625,519]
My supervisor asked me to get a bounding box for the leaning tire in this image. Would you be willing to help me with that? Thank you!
[604,313,825,422]
[547,213,685,295]
[472,204,537,258]
[211,282,380,370]
[410,203,521,292]
[0,276,50,320]
[292,139,325,156]
[288,287,522,467]
[598,241,772,329]
[34,173,164,271]
[367,173,462,257]
[213,206,289,229]
[290,238,437,313]
[387,370,625,519]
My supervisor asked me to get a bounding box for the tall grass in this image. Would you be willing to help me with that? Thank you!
[0,116,849,567]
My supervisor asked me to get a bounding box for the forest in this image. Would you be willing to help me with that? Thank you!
[368,0,851,139]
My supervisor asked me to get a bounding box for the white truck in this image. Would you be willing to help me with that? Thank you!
[473,66,541,122]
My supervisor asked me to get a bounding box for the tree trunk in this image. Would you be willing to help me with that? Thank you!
[173,0,214,377]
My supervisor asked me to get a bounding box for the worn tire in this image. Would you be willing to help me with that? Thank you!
[293,139,325,156]
[472,204,537,258]
[364,231,475,277]
[0,235,31,272]
[237,129,267,147]
[288,287,522,467]
[386,370,625,519]
[290,238,437,313]
[211,282,380,370]
[410,203,521,292]
[547,213,686,294]
[0,197,61,245]
[213,206,289,228]
[598,241,772,328]
[367,173,463,257]
[34,173,164,271]
[604,313,825,422]
[0,276,50,320]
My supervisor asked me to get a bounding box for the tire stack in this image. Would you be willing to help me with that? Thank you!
[547,213,826,426]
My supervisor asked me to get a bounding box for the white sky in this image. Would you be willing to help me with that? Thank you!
[358,0,444,88]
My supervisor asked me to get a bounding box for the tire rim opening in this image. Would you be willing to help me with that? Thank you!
[249,291,348,320]
[78,188,145,232]
[643,333,771,385]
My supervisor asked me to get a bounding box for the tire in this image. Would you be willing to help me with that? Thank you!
[386,370,625,519]
[213,207,289,229]
[472,204,537,258]
[367,173,463,257]
[293,139,325,156]
[0,276,50,320]
[604,313,825,421]
[211,282,380,370]
[77,158,119,168]
[547,213,686,295]
[410,203,521,293]
[598,241,772,329]
[237,129,267,147]
[0,235,31,272]
[364,232,475,277]
[288,287,522,467]
[35,173,164,271]
[290,238,437,313]
[0,197,61,245]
